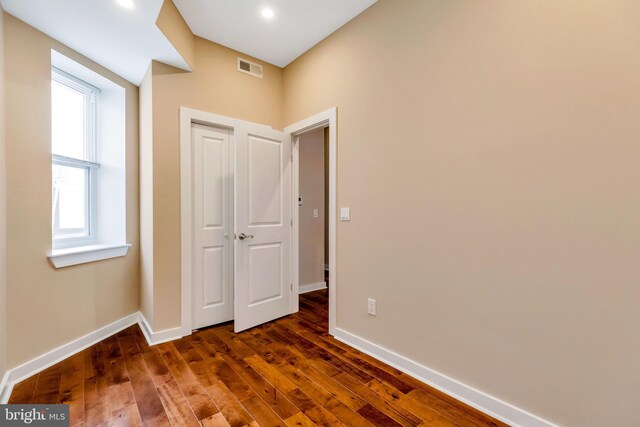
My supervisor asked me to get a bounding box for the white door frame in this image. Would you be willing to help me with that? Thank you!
[180,107,279,336]
[180,107,336,337]
[284,108,337,336]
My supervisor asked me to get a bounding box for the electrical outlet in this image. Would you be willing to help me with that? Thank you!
[367,298,377,316]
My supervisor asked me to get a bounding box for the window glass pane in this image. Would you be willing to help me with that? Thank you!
[52,79,86,160]
[52,164,88,237]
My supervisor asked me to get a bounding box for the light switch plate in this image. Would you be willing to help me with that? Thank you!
[340,207,350,221]
[313,209,319,218]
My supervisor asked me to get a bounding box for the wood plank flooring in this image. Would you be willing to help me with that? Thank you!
[9,290,507,427]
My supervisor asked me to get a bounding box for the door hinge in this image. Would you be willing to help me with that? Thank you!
[290,283,293,291]
[291,219,293,226]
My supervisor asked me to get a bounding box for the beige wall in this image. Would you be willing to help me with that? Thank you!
[148,37,283,330]
[283,1,640,426]
[156,0,194,70]
[4,15,140,368]
[323,127,329,267]
[2,2,637,424]
[0,4,6,382]
[298,128,325,286]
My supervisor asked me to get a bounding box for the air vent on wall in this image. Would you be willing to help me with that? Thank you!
[237,57,263,79]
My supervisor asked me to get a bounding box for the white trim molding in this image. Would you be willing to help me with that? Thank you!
[0,312,188,403]
[284,107,337,336]
[0,372,11,405]
[298,281,327,294]
[138,312,185,346]
[0,312,139,403]
[48,243,131,268]
[0,309,555,427]
[334,328,559,427]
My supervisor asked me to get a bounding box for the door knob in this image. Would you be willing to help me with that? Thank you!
[238,233,254,240]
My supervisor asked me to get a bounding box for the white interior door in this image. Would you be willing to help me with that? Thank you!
[234,122,292,332]
[192,124,234,329]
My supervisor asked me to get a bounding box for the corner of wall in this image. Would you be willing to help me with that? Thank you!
[139,63,154,330]
[0,3,8,390]
[155,0,195,71]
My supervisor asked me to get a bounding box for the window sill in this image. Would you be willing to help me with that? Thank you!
[48,243,131,268]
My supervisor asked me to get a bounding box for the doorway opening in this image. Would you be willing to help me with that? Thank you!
[295,126,329,327]
[286,108,337,336]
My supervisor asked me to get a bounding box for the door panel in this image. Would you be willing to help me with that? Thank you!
[235,123,292,332]
[203,246,224,306]
[202,139,224,227]
[248,243,283,305]
[249,135,283,225]
[193,124,233,329]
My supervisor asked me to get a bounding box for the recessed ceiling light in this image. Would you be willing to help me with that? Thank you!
[261,8,275,19]
[116,0,135,9]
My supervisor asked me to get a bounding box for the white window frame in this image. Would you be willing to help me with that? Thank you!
[51,67,100,250]
[48,50,130,268]
[52,155,99,248]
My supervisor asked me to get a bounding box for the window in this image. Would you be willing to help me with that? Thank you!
[51,68,99,248]
[48,51,129,268]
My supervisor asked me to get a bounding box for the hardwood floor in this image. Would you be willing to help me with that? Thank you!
[9,290,507,427]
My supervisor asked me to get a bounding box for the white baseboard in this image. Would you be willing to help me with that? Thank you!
[0,371,11,405]
[138,312,185,346]
[0,312,139,403]
[299,281,327,294]
[1,310,555,427]
[0,311,187,403]
[333,328,558,427]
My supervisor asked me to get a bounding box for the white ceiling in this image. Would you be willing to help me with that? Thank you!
[0,0,190,85]
[0,0,377,84]
[172,0,378,67]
